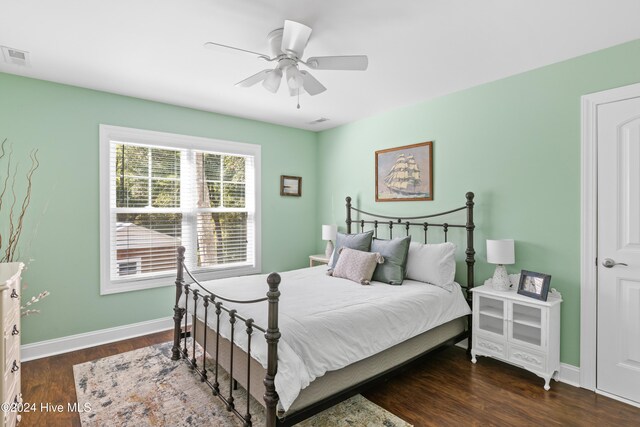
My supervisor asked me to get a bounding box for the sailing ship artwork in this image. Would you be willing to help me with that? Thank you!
[375,141,433,202]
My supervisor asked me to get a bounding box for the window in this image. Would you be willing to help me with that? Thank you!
[100,125,261,294]
[117,258,141,276]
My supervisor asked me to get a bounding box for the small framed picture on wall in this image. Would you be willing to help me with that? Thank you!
[280,175,302,197]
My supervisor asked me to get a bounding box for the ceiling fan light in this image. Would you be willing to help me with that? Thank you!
[288,85,305,97]
[262,68,283,93]
[286,66,304,90]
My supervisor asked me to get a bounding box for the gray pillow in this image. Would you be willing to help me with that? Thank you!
[328,230,374,269]
[371,236,412,285]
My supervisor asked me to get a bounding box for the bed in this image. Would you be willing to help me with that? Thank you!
[171,193,476,426]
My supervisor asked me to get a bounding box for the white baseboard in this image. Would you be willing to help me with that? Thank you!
[456,339,581,388]
[558,363,580,387]
[21,317,175,362]
[456,338,469,349]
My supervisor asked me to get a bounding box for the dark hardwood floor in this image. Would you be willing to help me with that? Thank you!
[21,330,173,427]
[363,349,640,426]
[21,331,640,426]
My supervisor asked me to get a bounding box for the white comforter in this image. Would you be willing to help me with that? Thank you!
[181,266,471,411]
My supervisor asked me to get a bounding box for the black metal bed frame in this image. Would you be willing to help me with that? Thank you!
[171,192,475,427]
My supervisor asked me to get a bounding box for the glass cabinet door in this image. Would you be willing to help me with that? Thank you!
[510,302,543,347]
[477,296,505,337]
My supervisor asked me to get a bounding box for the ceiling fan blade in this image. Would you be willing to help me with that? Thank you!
[306,55,368,71]
[300,70,326,96]
[281,20,312,58]
[204,42,270,60]
[235,69,271,88]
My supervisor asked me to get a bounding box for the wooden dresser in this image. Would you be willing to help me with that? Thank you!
[0,263,23,427]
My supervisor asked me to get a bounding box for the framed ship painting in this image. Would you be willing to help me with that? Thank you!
[375,141,433,202]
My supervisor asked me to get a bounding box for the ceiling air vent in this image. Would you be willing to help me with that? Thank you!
[308,117,329,125]
[1,46,30,66]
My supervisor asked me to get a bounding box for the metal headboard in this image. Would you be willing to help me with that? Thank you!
[345,192,475,299]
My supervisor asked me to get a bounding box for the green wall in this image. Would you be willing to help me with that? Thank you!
[0,72,318,345]
[316,39,640,366]
[4,38,640,365]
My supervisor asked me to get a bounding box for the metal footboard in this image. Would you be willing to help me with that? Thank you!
[171,246,280,427]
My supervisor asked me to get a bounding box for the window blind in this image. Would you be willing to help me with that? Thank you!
[108,141,256,283]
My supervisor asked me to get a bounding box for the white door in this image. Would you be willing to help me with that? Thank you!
[597,96,640,404]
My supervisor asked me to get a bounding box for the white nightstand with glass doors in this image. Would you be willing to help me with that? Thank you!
[470,285,562,390]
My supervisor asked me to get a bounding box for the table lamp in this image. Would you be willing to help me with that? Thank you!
[322,225,338,258]
[486,239,515,291]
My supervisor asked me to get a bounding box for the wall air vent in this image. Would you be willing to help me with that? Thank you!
[1,46,30,66]
[308,117,329,125]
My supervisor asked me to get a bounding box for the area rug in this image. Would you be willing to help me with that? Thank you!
[73,341,412,426]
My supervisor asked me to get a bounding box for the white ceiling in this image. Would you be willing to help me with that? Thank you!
[1,0,639,131]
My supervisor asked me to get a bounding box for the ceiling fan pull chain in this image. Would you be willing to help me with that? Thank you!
[297,88,301,109]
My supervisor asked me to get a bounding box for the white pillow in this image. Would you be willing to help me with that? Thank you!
[405,242,456,291]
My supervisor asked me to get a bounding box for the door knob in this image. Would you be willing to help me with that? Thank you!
[602,258,628,268]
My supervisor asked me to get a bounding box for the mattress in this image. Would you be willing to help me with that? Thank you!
[181,265,471,411]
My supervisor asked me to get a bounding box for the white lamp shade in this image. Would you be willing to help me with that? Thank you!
[262,68,283,93]
[486,239,515,265]
[286,65,304,90]
[322,224,337,241]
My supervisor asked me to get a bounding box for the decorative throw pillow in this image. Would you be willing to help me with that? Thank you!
[328,230,374,269]
[371,236,412,285]
[329,247,384,285]
[405,242,456,291]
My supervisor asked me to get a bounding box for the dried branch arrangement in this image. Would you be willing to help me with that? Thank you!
[21,290,50,317]
[0,138,39,262]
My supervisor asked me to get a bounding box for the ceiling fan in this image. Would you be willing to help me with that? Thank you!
[204,20,368,100]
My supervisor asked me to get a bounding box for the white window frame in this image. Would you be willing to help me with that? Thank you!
[99,124,262,295]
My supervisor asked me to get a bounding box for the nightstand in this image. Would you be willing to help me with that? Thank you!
[470,284,562,390]
[309,254,329,267]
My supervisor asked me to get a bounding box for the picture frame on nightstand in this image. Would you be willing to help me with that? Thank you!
[517,270,551,301]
